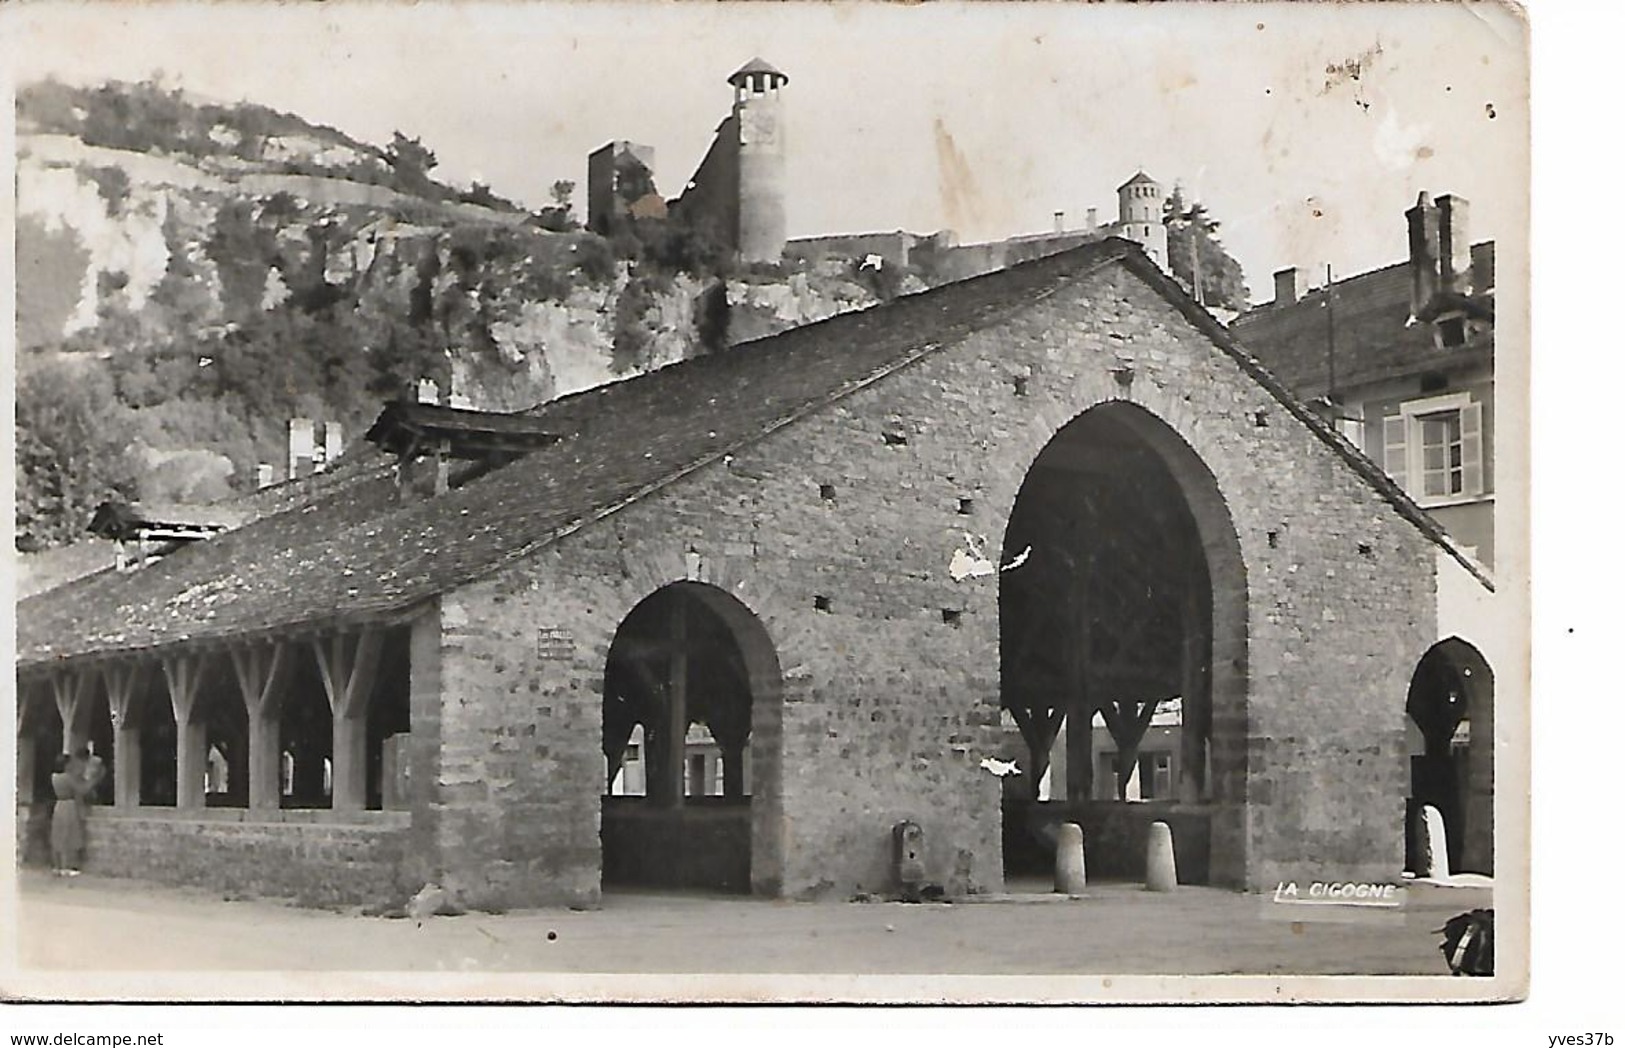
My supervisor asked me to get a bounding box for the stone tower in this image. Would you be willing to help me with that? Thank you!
[1116,171,1169,270]
[729,58,789,264]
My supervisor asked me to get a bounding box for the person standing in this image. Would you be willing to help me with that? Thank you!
[48,746,105,876]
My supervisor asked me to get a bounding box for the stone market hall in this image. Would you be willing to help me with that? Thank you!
[13,241,1488,908]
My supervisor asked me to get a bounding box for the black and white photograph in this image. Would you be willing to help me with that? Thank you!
[2,0,1546,1011]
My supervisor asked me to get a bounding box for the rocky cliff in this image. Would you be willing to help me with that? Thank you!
[14,80,894,547]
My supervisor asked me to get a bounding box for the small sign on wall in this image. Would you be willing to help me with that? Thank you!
[536,627,573,661]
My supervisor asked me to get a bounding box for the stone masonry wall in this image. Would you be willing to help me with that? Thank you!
[433,262,1437,902]
[76,809,412,907]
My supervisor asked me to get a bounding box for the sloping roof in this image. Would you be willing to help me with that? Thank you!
[1118,171,1159,191]
[364,401,570,458]
[87,500,248,541]
[1230,253,1494,391]
[16,239,1488,672]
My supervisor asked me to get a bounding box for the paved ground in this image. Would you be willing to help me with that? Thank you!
[13,870,1491,979]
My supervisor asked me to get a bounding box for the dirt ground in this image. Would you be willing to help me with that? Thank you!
[11,869,1493,988]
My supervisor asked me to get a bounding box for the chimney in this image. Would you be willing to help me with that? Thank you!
[415,378,440,404]
[1086,207,1099,230]
[1272,267,1307,306]
[288,418,316,480]
[256,463,274,490]
[1470,240,1495,294]
[1053,211,1065,234]
[1406,191,1440,316]
[1436,194,1472,296]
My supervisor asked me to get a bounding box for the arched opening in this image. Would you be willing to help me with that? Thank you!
[999,401,1247,886]
[1405,637,1494,875]
[600,581,781,894]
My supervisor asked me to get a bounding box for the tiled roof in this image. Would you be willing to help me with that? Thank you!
[1230,255,1493,392]
[16,239,1489,672]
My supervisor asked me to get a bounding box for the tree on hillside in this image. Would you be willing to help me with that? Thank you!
[15,356,140,550]
[1163,186,1250,312]
[385,131,439,193]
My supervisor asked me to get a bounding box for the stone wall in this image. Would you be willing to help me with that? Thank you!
[74,808,412,906]
[429,260,1436,902]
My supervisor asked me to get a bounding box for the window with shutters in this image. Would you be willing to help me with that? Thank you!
[1382,392,1485,505]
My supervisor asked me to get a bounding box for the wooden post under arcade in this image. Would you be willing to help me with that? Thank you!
[230,642,293,811]
[162,654,208,810]
[1177,580,1210,802]
[313,629,384,812]
[50,670,97,758]
[102,662,149,809]
[664,601,689,808]
[16,687,38,805]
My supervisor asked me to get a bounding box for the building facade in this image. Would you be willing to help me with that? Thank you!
[16,241,1477,907]
[1231,192,1503,876]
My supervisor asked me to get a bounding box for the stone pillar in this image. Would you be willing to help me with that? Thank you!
[1055,822,1087,894]
[1417,804,1451,879]
[1146,821,1178,892]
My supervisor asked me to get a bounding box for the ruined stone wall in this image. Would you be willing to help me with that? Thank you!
[75,809,411,906]
[668,116,740,252]
[431,263,1435,902]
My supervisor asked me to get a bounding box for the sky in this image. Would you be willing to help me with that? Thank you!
[4,1,1526,305]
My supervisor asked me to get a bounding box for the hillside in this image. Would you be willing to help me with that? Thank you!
[14,80,893,550]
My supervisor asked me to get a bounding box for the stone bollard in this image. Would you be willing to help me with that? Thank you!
[1054,822,1087,895]
[1416,804,1451,880]
[1145,821,1178,892]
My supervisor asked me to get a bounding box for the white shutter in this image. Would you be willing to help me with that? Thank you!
[1383,415,1408,492]
[1459,400,1484,496]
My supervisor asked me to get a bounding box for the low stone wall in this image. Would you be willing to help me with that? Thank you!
[1004,799,1214,885]
[72,808,413,907]
[601,798,751,893]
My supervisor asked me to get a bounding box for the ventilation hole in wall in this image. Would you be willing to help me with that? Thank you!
[957,497,974,515]
[814,595,832,613]
[1012,375,1029,397]
[883,429,909,447]
[1357,542,1374,557]
[1267,530,1280,549]
[819,483,836,501]
[941,609,962,627]
[1252,409,1269,428]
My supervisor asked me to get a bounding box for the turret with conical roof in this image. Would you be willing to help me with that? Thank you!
[1115,170,1168,269]
[730,57,789,263]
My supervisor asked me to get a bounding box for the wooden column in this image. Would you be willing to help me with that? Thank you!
[1010,705,1064,801]
[1063,557,1094,803]
[16,684,39,805]
[50,669,96,756]
[162,654,208,810]
[230,642,293,811]
[313,629,384,812]
[664,601,689,808]
[102,662,149,809]
[1178,578,1211,802]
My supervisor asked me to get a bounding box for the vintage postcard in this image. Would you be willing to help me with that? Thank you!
[2,0,1530,1007]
